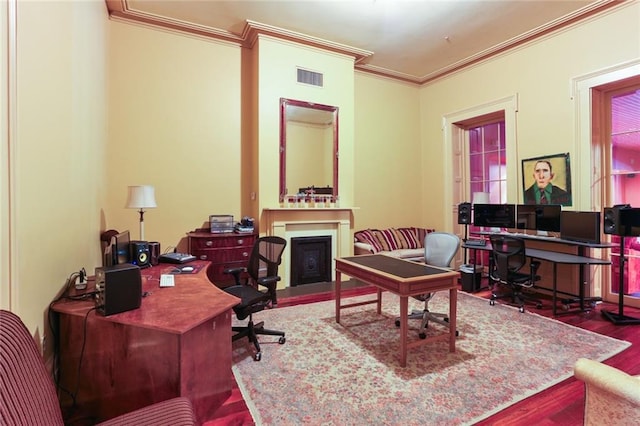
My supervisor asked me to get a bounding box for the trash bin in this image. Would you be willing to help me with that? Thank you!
[460,264,482,293]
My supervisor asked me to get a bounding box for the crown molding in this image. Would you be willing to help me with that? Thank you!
[106,0,624,86]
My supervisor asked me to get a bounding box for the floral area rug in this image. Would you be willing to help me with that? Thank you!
[231,291,631,425]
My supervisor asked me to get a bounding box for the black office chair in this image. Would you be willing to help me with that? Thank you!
[488,234,543,313]
[224,236,287,361]
[395,232,460,338]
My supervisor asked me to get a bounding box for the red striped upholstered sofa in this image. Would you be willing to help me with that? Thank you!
[0,309,197,426]
[354,227,434,261]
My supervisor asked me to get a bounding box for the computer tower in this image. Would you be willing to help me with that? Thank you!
[94,263,142,316]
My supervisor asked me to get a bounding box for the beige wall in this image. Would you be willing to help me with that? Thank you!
[8,0,108,338]
[255,36,355,223]
[419,1,640,231]
[106,22,243,249]
[353,73,422,230]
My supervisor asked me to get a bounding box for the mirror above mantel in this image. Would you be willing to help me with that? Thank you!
[279,98,339,203]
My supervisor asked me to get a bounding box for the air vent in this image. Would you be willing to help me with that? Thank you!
[297,68,323,87]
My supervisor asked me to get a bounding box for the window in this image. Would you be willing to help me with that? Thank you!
[469,121,507,204]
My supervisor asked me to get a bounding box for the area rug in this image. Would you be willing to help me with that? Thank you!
[231,291,631,425]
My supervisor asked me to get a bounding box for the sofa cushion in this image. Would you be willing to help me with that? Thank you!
[397,227,420,249]
[384,248,425,260]
[354,229,383,253]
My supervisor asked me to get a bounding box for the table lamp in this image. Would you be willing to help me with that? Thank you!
[126,185,157,241]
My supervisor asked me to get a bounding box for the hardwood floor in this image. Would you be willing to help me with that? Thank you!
[206,279,640,426]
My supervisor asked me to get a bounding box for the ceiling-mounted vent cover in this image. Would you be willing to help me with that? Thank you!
[297,68,323,87]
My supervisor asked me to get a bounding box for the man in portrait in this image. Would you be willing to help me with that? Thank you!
[523,160,572,205]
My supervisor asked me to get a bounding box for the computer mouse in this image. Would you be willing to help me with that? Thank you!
[181,266,194,272]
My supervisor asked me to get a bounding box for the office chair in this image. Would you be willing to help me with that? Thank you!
[488,234,542,313]
[224,236,287,361]
[395,232,460,339]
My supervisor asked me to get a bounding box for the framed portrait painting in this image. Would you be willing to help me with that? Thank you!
[521,153,572,206]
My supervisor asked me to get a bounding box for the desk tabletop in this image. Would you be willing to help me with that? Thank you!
[336,254,457,279]
[462,242,610,265]
[52,261,240,334]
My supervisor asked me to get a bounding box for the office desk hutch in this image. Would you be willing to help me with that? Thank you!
[51,261,239,424]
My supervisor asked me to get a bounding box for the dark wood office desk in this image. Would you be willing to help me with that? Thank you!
[335,255,459,367]
[51,261,240,424]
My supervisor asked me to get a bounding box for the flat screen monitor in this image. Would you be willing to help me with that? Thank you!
[473,204,516,228]
[516,204,538,230]
[112,230,131,265]
[535,205,562,232]
[560,211,601,244]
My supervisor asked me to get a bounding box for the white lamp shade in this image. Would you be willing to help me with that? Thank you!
[126,185,157,209]
[472,192,490,204]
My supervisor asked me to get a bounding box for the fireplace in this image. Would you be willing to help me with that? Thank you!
[290,236,332,286]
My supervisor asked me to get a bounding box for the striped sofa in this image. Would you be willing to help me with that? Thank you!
[354,227,434,261]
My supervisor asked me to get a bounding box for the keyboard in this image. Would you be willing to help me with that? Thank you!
[159,274,175,287]
[465,239,487,247]
[158,252,197,264]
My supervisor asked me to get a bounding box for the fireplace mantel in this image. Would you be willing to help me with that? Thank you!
[262,208,357,288]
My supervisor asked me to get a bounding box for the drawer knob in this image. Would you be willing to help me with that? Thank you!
[205,241,213,247]
[242,251,249,258]
[199,254,208,260]
[238,239,244,245]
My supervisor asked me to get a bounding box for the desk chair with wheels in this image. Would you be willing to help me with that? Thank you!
[396,232,460,338]
[488,234,542,313]
[224,236,287,361]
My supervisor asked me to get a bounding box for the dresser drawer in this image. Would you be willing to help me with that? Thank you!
[190,235,255,250]
[193,247,251,262]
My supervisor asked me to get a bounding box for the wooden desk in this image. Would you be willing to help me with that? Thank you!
[334,255,459,367]
[51,261,240,424]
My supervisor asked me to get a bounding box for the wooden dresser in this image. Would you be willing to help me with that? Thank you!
[188,230,257,287]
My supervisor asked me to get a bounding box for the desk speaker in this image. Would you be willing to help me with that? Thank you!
[458,203,472,224]
[94,263,141,316]
[604,206,640,236]
[129,241,150,268]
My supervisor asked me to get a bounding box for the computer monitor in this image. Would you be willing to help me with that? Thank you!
[516,204,538,230]
[112,230,131,265]
[560,211,601,244]
[534,205,562,232]
[473,204,516,228]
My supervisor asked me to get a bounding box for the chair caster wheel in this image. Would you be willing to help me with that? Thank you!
[444,317,450,323]
[455,330,460,337]
[519,306,525,313]
[395,319,400,327]
[536,303,543,309]
[489,300,495,306]
[254,352,262,361]
[278,336,286,344]
[419,333,426,339]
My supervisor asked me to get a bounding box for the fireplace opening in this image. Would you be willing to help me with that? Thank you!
[290,236,332,286]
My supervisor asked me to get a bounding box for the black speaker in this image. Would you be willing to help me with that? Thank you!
[129,241,150,268]
[604,206,640,236]
[94,263,142,316]
[148,241,160,266]
[458,202,472,224]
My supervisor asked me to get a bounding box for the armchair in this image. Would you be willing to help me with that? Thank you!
[224,236,287,361]
[574,358,640,426]
[395,232,460,338]
[0,310,196,426]
[488,234,542,313]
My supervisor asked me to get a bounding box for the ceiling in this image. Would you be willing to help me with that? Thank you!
[107,0,621,85]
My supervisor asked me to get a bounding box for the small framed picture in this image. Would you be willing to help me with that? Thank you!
[522,153,572,206]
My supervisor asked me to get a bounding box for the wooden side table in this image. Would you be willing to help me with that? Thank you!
[188,230,257,287]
